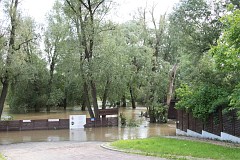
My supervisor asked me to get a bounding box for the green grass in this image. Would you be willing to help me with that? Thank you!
[0,154,5,160]
[111,137,240,160]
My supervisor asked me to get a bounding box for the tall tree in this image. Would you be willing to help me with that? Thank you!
[7,16,48,113]
[44,1,70,112]
[0,0,19,118]
[64,0,112,118]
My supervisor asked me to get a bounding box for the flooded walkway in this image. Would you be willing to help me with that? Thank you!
[0,107,176,145]
[0,121,176,144]
[0,107,175,160]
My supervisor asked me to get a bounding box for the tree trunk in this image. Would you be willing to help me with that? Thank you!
[34,104,40,112]
[0,0,18,119]
[102,79,110,118]
[46,70,53,112]
[84,82,94,118]
[0,81,9,118]
[47,57,55,112]
[129,86,136,109]
[121,95,127,107]
[66,0,104,119]
[167,64,178,106]
[46,105,50,112]
[81,92,86,111]
[149,108,156,123]
[63,98,67,110]
[33,78,41,112]
[90,80,99,118]
[81,100,86,111]
[102,79,110,109]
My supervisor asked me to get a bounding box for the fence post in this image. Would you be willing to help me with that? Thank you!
[219,107,223,133]
[233,110,236,136]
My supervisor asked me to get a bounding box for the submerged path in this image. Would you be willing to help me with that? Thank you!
[0,141,165,160]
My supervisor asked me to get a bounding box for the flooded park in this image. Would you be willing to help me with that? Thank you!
[0,106,176,145]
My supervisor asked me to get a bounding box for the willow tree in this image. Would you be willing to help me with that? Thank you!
[7,16,48,113]
[0,0,40,118]
[64,0,113,118]
[0,0,19,118]
[44,1,71,112]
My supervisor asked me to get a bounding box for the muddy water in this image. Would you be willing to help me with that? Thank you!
[0,107,176,145]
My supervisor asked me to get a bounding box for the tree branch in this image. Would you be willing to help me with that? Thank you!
[65,0,77,14]
[97,25,115,34]
[93,0,105,15]
[13,36,38,51]
[79,0,89,10]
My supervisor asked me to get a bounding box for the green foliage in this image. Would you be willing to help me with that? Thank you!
[171,0,239,120]
[119,113,139,127]
[4,0,230,118]
[176,83,229,121]
[210,9,240,116]
[127,119,139,127]
[111,137,240,160]
[211,9,240,71]
[176,53,231,120]
[5,14,50,113]
[120,113,126,126]
[149,102,168,123]
[175,84,193,111]
[229,83,240,110]
[8,55,49,113]
[170,0,222,59]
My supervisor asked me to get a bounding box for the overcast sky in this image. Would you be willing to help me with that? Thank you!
[19,0,179,24]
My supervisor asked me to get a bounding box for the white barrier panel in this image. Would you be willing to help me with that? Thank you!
[176,129,187,136]
[48,119,59,122]
[187,129,202,138]
[177,129,240,143]
[221,132,240,143]
[22,120,31,123]
[69,115,86,129]
[202,130,221,140]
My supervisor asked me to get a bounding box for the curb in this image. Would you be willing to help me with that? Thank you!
[100,142,127,153]
[100,142,144,155]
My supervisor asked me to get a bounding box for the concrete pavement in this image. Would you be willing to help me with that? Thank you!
[0,141,165,160]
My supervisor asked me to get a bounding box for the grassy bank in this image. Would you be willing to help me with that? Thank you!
[111,137,240,159]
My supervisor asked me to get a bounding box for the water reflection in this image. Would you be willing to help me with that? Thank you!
[0,107,176,145]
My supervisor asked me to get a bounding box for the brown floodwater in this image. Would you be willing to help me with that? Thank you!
[0,107,176,145]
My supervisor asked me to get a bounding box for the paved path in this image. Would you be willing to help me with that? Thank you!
[0,141,165,160]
